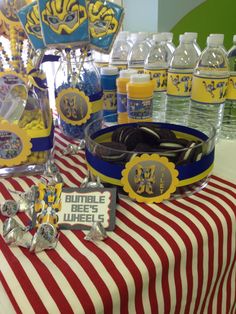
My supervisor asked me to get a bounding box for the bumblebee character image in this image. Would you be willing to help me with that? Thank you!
[134,164,156,195]
[25,4,42,39]
[41,0,87,35]
[34,183,62,228]
[0,0,29,22]
[88,0,118,38]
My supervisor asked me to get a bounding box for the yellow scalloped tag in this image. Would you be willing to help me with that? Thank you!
[121,154,179,203]
[0,121,32,166]
[56,88,92,126]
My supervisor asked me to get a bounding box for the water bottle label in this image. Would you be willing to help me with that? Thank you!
[95,62,109,69]
[144,69,167,92]
[191,75,228,104]
[103,90,117,111]
[226,75,236,100]
[110,64,127,71]
[117,93,127,112]
[127,97,153,120]
[167,72,193,96]
[128,66,144,74]
[56,87,92,126]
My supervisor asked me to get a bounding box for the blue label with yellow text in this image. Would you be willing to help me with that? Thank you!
[128,97,153,120]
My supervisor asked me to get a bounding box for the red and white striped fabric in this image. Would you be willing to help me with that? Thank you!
[0,128,235,314]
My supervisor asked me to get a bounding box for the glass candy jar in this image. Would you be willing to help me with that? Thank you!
[55,50,103,139]
[0,71,53,177]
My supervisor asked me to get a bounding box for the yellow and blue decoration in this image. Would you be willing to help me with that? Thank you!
[34,182,63,229]
[86,123,215,203]
[17,1,46,50]
[38,0,89,47]
[121,154,179,203]
[88,0,124,53]
[0,121,32,167]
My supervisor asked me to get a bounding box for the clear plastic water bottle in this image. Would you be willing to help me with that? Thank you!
[190,35,229,138]
[127,32,150,74]
[144,33,171,121]
[221,35,236,139]
[165,33,199,124]
[184,32,201,56]
[162,32,176,54]
[109,31,132,71]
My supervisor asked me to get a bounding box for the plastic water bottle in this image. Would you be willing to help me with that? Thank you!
[144,33,171,121]
[101,66,119,121]
[109,31,132,71]
[116,69,138,123]
[127,74,155,122]
[184,32,201,56]
[221,35,236,139]
[127,32,150,74]
[165,33,199,124]
[190,35,229,138]
[162,32,176,54]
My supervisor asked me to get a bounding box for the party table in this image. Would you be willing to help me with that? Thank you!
[0,128,235,314]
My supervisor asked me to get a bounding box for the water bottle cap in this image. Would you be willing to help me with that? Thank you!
[129,33,138,43]
[184,32,198,40]
[209,33,224,40]
[207,34,224,46]
[179,34,184,42]
[137,32,146,41]
[117,31,129,40]
[162,32,173,41]
[130,74,150,83]
[233,35,236,43]
[101,66,119,75]
[153,33,165,42]
[119,69,138,78]
[181,33,194,43]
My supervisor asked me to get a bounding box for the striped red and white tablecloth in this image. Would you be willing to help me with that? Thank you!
[0,128,235,314]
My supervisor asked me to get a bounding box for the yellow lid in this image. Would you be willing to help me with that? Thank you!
[116,69,138,93]
[127,74,155,98]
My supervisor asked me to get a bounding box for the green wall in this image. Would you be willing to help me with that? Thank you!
[171,0,236,50]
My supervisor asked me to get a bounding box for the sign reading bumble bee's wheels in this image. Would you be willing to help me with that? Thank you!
[0,122,32,167]
[56,87,92,126]
[121,154,179,203]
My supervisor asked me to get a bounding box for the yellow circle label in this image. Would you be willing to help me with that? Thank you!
[144,69,167,92]
[167,71,193,96]
[191,75,228,104]
[56,88,92,126]
[0,121,32,166]
[121,154,179,203]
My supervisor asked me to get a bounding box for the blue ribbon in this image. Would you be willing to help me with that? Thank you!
[42,55,60,63]
[30,124,54,152]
